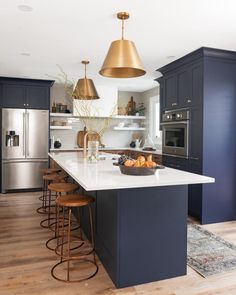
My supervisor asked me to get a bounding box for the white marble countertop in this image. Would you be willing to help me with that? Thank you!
[50,147,162,155]
[49,152,214,191]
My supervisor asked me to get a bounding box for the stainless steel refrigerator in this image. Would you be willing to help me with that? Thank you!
[1,108,49,193]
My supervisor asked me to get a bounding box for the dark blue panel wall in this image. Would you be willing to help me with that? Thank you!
[202,57,236,223]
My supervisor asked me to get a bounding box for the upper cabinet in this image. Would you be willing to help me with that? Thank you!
[163,74,177,109]
[2,84,26,108]
[177,67,191,107]
[159,62,203,111]
[0,78,54,110]
[73,85,118,117]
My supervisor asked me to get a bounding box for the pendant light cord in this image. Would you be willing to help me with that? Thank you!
[122,19,124,40]
[84,63,87,78]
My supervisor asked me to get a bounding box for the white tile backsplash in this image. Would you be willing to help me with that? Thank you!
[50,85,161,149]
[50,118,145,149]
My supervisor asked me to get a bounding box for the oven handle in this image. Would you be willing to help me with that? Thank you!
[160,121,189,125]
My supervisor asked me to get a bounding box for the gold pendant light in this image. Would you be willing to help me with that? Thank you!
[72,60,99,100]
[99,12,146,78]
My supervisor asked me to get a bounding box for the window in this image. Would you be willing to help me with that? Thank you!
[149,96,161,144]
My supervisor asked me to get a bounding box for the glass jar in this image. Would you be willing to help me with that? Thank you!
[87,141,99,163]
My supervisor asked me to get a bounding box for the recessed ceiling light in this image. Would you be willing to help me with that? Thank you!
[18,5,33,12]
[166,55,176,59]
[20,53,31,56]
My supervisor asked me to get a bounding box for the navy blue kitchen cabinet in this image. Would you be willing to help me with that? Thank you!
[157,77,164,118]
[159,62,202,111]
[162,155,189,171]
[2,83,26,108]
[75,186,188,288]
[177,67,191,107]
[163,74,178,109]
[0,77,54,109]
[188,159,202,219]
[157,47,236,224]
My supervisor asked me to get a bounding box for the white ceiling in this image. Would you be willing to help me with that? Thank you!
[1,0,236,92]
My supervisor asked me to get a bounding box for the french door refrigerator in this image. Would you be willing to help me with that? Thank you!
[1,108,49,193]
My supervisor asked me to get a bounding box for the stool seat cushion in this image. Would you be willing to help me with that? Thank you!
[56,194,94,207]
[41,168,61,174]
[48,182,79,193]
[43,173,67,181]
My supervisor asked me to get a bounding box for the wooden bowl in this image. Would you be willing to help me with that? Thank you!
[118,164,162,176]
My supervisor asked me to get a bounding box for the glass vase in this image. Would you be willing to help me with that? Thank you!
[87,140,99,163]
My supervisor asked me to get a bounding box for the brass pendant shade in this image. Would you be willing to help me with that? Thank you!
[99,39,145,78]
[99,12,146,78]
[72,61,99,100]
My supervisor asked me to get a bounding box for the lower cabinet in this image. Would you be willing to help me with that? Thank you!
[188,159,202,219]
[162,155,188,171]
[162,155,203,220]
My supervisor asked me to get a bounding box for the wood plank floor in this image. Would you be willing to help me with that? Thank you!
[1,192,236,295]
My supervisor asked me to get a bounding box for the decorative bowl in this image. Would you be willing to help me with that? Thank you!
[114,163,165,176]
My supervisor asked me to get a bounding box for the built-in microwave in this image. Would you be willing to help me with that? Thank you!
[160,109,189,158]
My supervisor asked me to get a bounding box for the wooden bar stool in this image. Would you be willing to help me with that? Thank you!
[41,168,62,174]
[45,182,79,251]
[38,168,61,202]
[38,172,67,215]
[51,194,98,283]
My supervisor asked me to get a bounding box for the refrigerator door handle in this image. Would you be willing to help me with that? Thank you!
[26,112,30,156]
[2,159,48,163]
[23,112,26,156]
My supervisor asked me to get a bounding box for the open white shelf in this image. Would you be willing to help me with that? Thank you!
[50,113,74,117]
[50,126,72,130]
[112,115,146,120]
[113,127,146,131]
[50,113,146,120]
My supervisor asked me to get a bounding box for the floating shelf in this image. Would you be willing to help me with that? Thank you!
[50,113,74,117]
[50,126,72,130]
[112,115,146,120]
[50,113,146,120]
[113,127,146,131]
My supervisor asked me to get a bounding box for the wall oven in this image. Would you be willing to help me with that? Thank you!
[161,109,189,158]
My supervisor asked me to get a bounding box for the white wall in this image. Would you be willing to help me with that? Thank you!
[51,83,73,112]
[118,91,143,112]
[142,86,162,149]
[73,85,118,117]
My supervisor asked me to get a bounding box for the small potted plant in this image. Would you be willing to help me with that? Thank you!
[135,103,145,116]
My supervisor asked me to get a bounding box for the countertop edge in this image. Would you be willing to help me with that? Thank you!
[48,152,215,191]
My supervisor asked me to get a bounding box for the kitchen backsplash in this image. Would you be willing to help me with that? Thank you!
[50,84,162,149]
[50,119,145,149]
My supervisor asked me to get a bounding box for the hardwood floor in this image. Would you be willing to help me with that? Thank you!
[1,192,236,295]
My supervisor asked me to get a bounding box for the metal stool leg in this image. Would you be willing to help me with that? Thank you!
[51,202,98,283]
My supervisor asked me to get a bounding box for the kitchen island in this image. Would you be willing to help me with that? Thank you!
[49,151,214,288]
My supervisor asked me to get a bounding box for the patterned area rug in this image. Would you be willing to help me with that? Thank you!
[187,224,236,277]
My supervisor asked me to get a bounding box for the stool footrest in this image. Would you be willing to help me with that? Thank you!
[51,258,98,283]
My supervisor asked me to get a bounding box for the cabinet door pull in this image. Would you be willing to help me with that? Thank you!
[171,102,177,106]
[187,99,192,103]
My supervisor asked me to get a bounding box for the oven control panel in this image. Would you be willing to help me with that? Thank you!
[162,110,189,122]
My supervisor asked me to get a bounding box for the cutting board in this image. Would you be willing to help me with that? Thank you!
[77,128,105,147]
[77,127,87,147]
